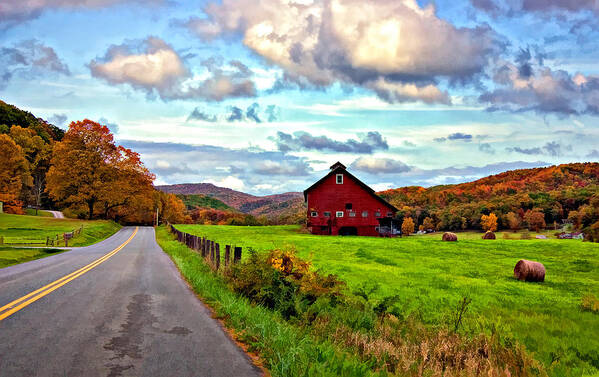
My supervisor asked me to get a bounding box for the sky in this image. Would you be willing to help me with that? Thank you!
[1,0,599,195]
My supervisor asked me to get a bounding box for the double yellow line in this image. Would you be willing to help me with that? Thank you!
[0,227,138,322]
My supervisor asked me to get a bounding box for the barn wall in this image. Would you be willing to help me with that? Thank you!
[306,170,395,236]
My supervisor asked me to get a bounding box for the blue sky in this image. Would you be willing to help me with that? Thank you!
[2,0,599,194]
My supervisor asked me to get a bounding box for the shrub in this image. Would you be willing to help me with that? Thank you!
[581,294,599,314]
[520,230,531,240]
[583,221,599,243]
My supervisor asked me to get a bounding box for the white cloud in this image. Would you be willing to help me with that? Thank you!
[90,37,256,101]
[183,0,501,104]
[206,175,245,191]
[0,0,164,25]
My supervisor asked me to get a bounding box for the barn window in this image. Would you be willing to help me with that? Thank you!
[311,211,318,217]
[336,174,343,184]
[349,211,356,217]
[375,211,381,217]
[336,211,344,217]
[324,211,331,217]
[345,203,352,210]
[387,211,393,217]
[362,211,368,217]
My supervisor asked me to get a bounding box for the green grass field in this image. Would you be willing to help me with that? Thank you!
[0,213,121,247]
[0,246,65,268]
[176,224,599,376]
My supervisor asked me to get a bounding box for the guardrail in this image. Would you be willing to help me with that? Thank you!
[167,224,242,271]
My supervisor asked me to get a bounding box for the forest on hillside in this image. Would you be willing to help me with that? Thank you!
[0,100,187,224]
[379,163,599,240]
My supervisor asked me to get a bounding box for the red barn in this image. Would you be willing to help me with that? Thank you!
[304,162,399,236]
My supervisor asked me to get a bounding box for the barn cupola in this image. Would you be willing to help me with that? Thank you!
[330,161,346,170]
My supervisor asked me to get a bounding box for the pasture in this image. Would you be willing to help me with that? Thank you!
[0,213,121,267]
[176,224,599,376]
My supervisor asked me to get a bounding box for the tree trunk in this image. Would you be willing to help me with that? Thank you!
[88,199,95,220]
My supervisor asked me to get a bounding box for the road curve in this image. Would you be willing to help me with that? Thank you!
[47,210,64,218]
[0,227,261,377]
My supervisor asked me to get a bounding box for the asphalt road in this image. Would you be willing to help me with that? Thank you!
[47,210,64,218]
[0,227,262,377]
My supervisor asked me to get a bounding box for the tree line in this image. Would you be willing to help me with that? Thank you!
[0,106,187,224]
[378,163,599,239]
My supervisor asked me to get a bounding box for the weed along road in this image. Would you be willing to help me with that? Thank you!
[0,227,261,377]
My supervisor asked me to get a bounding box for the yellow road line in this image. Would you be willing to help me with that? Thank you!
[0,227,138,321]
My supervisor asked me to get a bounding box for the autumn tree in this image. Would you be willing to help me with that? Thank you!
[401,217,415,236]
[524,210,546,232]
[422,217,434,231]
[505,212,521,232]
[9,126,52,211]
[567,210,583,230]
[47,120,154,220]
[480,213,498,232]
[157,192,189,224]
[0,135,28,213]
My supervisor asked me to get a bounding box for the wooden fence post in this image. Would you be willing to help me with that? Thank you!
[0,236,3,245]
[210,241,215,263]
[225,245,231,267]
[64,233,68,247]
[215,243,220,270]
[234,247,242,263]
[203,238,208,257]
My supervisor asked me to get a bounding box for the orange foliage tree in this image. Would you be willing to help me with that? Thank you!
[401,217,415,236]
[0,135,28,213]
[524,210,546,232]
[46,120,155,220]
[480,213,498,232]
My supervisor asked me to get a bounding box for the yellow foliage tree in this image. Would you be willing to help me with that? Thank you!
[401,217,415,236]
[481,213,498,232]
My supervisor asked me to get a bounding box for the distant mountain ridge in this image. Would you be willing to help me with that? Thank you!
[156,183,305,223]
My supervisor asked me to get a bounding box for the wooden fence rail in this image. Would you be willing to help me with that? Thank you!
[167,223,242,271]
[0,226,83,247]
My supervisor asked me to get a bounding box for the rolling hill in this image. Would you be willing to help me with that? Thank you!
[156,183,305,223]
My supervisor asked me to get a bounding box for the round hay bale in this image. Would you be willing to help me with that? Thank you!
[442,232,457,241]
[482,231,496,240]
[514,260,545,282]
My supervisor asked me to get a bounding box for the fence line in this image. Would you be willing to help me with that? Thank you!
[167,223,242,272]
[0,226,83,247]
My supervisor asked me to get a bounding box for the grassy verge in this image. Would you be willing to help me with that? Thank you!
[155,226,379,377]
[0,213,121,247]
[175,224,599,376]
[0,246,65,268]
[24,209,54,217]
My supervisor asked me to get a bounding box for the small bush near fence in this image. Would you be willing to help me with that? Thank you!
[167,224,545,377]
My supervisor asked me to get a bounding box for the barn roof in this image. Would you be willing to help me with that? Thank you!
[303,162,399,212]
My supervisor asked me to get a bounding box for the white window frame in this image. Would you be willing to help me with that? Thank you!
[336,174,343,184]
[349,211,356,217]
[323,211,331,217]
[362,211,368,217]
[375,211,381,217]
[336,211,344,218]
[311,211,318,217]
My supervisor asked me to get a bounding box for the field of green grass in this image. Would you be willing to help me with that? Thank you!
[176,224,599,376]
[0,246,65,268]
[0,213,121,248]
